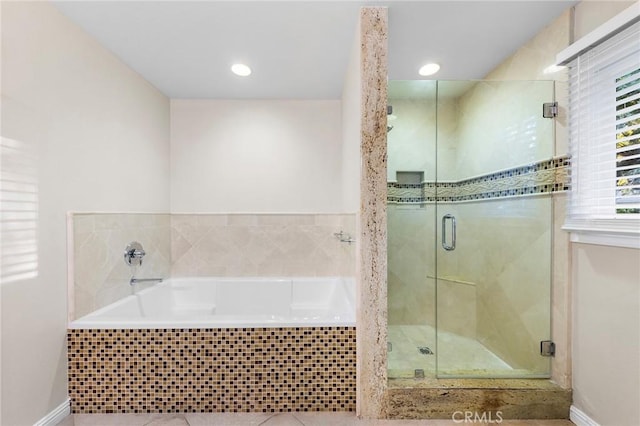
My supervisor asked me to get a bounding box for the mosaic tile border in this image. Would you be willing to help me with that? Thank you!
[68,327,356,413]
[388,156,570,204]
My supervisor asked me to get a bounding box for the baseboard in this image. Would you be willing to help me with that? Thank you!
[570,405,600,426]
[34,398,70,426]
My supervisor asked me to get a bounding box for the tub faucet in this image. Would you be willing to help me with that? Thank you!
[130,277,163,286]
[124,241,146,266]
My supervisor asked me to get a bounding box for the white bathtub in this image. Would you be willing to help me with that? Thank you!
[70,277,356,329]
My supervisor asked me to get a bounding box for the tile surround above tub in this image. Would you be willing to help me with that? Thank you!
[70,213,171,321]
[387,155,570,204]
[171,214,356,277]
[70,213,355,321]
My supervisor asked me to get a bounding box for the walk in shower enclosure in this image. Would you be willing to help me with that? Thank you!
[387,80,557,379]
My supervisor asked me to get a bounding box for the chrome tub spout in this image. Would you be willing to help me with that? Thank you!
[130,277,163,286]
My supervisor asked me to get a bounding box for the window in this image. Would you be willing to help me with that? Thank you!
[563,20,640,248]
[616,67,640,214]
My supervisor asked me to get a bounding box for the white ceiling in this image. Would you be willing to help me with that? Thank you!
[52,1,576,99]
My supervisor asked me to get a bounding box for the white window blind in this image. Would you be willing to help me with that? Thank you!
[565,20,640,243]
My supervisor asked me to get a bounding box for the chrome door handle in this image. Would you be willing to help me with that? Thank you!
[442,214,456,251]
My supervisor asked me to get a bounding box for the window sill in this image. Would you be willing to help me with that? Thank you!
[563,224,640,249]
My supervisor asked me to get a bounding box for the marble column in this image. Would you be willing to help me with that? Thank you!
[356,6,388,419]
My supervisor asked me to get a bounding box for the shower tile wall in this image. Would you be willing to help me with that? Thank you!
[71,213,171,320]
[387,97,437,329]
[387,97,436,183]
[436,199,552,373]
[387,205,434,326]
[454,81,554,177]
[171,214,355,277]
[480,10,572,387]
[447,80,556,374]
[389,80,562,374]
[386,96,463,331]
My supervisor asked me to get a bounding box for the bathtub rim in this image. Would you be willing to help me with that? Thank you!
[69,276,356,329]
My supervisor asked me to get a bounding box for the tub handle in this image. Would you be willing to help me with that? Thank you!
[124,241,146,266]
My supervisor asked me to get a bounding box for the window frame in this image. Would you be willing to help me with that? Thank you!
[557,9,640,249]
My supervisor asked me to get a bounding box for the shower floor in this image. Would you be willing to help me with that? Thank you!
[388,325,527,378]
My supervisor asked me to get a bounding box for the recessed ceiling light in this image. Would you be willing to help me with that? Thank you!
[418,63,440,77]
[231,63,251,77]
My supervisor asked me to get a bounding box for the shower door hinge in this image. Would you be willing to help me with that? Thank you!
[540,340,556,357]
[542,102,558,118]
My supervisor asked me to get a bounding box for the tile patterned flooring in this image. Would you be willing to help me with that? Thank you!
[57,412,575,426]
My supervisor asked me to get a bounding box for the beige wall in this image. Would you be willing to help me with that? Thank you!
[569,2,640,424]
[0,2,170,425]
[170,99,343,213]
[341,26,362,213]
[571,244,639,425]
[573,1,636,39]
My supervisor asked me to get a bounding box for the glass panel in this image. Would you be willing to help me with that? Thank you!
[387,80,437,379]
[435,80,554,378]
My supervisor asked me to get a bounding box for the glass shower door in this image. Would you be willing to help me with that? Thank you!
[387,80,438,379]
[435,80,555,378]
